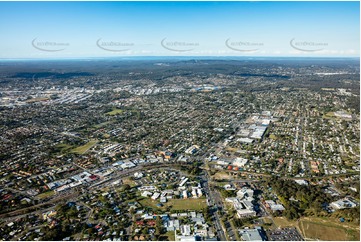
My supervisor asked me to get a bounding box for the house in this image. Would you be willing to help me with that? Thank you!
[185,145,199,155]
[141,191,153,197]
[147,220,156,227]
[151,192,160,200]
[191,189,197,198]
[134,172,144,179]
[179,177,189,187]
[180,225,191,236]
[197,188,203,197]
[121,161,136,169]
[136,221,144,226]
[330,198,357,210]
[182,190,188,199]
[294,180,308,186]
[138,185,156,191]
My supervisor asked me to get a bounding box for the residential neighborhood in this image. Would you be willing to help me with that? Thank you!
[0,58,359,241]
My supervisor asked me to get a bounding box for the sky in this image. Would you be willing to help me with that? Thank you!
[0,1,359,59]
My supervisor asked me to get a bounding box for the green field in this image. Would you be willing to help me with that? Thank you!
[170,198,207,210]
[71,140,98,154]
[269,134,277,140]
[273,217,299,228]
[139,198,207,211]
[300,220,357,241]
[106,108,124,116]
[93,121,114,128]
[36,190,55,199]
[322,112,337,120]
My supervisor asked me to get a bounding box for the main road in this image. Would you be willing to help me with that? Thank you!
[202,172,227,241]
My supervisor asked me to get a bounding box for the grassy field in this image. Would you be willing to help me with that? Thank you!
[71,140,98,154]
[273,217,299,228]
[301,217,360,241]
[122,177,137,187]
[269,134,277,140]
[139,198,207,211]
[262,217,277,229]
[106,108,124,116]
[300,220,347,241]
[138,198,165,210]
[170,198,207,210]
[225,147,238,152]
[212,171,233,180]
[36,190,55,199]
[93,121,114,128]
[323,112,338,120]
[273,216,360,241]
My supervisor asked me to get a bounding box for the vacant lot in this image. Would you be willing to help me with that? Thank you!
[106,108,123,115]
[300,220,348,241]
[212,171,233,180]
[273,217,299,228]
[36,190,55,199]
[71,140,97,154]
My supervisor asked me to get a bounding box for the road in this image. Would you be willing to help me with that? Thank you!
[0,163,197,223]
[202,171,227,241]
[0,192,79,220]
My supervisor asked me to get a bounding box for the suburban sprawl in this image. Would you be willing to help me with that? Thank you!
[0,58,359,241]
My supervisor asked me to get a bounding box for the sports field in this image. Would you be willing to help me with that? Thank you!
[106,108,123,115]
[71,140,98,154]
[139,198,207,211]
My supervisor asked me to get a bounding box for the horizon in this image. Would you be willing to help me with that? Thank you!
[0,56,360,62]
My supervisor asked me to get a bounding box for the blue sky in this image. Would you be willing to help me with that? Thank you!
[0,1,359,58]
